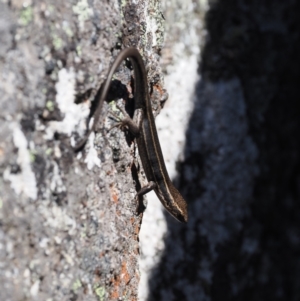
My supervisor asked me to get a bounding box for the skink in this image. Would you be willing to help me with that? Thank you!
[75,48,188,223]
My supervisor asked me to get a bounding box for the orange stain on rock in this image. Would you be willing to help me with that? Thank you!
[109,184,119,203]
[109,261,131,300]
[120,261,131,285]
[153,84,164,95]
[110,286,119,299]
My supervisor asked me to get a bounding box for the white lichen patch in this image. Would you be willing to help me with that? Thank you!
[50,161,66,193]
[145,14,159,47]
[45,68,89,143]
[84,132,101,170]
[42,204,76,235]
[3,123,37,200]
[30,280,40,297]
[143,0,165,50]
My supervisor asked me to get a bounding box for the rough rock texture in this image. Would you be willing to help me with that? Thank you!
[147,0,300,301]
[0,0,166,300]
[2,0,300,300]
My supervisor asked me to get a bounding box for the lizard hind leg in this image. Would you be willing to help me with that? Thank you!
[108,104,140,137]
[107,111,124,132]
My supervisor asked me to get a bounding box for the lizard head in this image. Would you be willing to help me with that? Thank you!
[162,184,188,223]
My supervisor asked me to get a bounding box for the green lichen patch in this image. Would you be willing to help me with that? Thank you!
[46,100,54,111]
[45,148,53,156]
[94,285,106,301]
[52,33,63,51]
[29,151,36,163]
[72,279,82,292]
[19,6,33,26]
[76,45,82,57]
